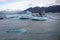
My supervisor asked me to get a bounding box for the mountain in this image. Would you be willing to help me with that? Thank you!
[24,6,45,17]
[45,5,60,13]
[25,5,60,13]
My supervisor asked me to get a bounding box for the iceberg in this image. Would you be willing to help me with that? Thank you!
[19,15,29,20]
[6,14,19,18]
[6,29,27,34]
[31,16,48,21]
[20,11,32,20]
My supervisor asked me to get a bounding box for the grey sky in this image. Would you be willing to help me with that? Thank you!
[0,0,60,10]
[55,0,60,4]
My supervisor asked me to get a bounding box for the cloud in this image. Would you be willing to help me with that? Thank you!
[0,0,25,2]
[0,0,6,2]
[8,0,24,2]
[55,0,60,4]
[0,0,60,10]
[0,1,30,10]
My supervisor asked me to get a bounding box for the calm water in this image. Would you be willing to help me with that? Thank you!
[0,13,60,40]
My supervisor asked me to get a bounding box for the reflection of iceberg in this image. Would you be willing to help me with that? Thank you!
[6,29,27,34]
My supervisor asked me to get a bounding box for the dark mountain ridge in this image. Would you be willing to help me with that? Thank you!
[25,5,60,13]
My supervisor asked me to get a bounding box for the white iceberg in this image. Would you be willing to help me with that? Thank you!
[19,11,32,19]
[31,16,48,21]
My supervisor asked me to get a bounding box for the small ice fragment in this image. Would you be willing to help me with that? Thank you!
[6,29,27,34]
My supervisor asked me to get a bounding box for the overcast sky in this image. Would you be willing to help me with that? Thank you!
[0,0,60,10]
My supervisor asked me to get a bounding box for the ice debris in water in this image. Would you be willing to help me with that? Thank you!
[6,29,27,34]
[31,17,47,21]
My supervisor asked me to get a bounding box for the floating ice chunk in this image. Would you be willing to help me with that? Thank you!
[19,15,30,20]
[6,29,27,34]
[6,14,19,18]
[19,11,32,20]
[19,29,27,33]
[31,16,48,21]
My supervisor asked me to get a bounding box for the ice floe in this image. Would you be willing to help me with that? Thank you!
[6,29,27,34]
